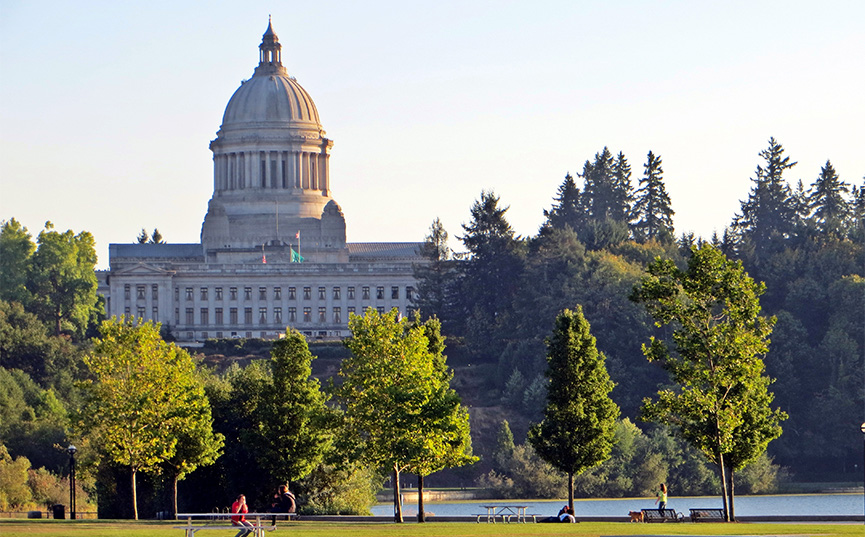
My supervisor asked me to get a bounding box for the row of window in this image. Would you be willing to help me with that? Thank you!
[124,284,414,302]
[127,305,397,326]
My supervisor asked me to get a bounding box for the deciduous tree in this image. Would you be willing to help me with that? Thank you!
[528,307,620,511]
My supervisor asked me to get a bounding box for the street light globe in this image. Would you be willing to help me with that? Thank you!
[860,422,865,434]
[68,445,77,455]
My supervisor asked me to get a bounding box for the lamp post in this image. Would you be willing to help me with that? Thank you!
[67,445,77,520]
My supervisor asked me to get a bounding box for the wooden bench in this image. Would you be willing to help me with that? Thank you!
[689,508,726,522]
[641,508,683,522]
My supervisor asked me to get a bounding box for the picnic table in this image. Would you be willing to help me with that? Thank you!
[174,512,296,537]
[474,505,536,523]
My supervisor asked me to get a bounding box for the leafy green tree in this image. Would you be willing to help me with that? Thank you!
[338,308,472,522]
[528,307,620,511]
[631,151,675,243]
[259,329,333,485]
[0,219,35,306]
[631,243,785,520]
[0,445,32,510]
[80,317,210,519]
[28,222,100,337]
[807,160,851,238]
[161,366,224,516]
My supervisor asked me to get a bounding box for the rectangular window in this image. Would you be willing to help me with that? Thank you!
[289,307,296,322]
[215,287,223,300]
[376,286,385,300]
[186,308,194,325]
[216,331,223,338]
[186,287,194,300]
[318,287,326,300]
[152,284,159,300]
[244,287,252,300]
[137,285,146,299]
[246,331,252,338]
[201,287,208,301]
[333,307,341,324]
[125,306,131,315]
[174,308,179,324]
[303,307,311,323]
[391,286,399,300]
[348,306,356,317]
[347,286,355,300]
[230,308,238,325]
[318,307,326,323]
[274,287,281,300]
[303,287,311,300]
[362,286,370,300]
[200,308,209,325]
[137,306,145,318]
[376,306,385,314]
[124,284,130,300]
[274,307,282,324]
[152,307,158,320]
[230,287,238,300]
[406,286,414,301]
[332,287,341,300]
[215,308,223,325]
[259,287,267,300]
[288,287,296,300]
[174,287,179,300]
[244,308,253,324]
[259,307,267,324]
[202,331,208,339]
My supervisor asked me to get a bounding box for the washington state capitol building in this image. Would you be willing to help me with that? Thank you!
[103,21,424,343]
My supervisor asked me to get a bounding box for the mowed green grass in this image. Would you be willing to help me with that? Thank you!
[1,519,862,537]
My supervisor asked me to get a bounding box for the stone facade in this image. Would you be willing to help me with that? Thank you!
[104,21,423,343]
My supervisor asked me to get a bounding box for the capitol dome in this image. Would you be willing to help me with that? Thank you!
[217,19,323,133]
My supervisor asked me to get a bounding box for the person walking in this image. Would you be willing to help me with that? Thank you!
[655,483,668,515]
[231,494,254,537]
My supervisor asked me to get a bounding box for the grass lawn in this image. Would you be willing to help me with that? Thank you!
[1,519,862,537]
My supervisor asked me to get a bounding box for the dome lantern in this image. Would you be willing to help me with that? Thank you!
[256,17,285,76]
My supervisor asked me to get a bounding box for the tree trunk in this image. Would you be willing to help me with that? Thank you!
[131,467,139,520]
[392,465,403,523]
[718,453,730,522]
[727,467,736,521]
[172,474,179,518]
[417,474,425,522]
[568,472,574,512]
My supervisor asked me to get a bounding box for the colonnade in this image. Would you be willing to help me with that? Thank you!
[213,150,329,193]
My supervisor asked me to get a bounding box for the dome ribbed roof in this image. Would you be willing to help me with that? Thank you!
[219,21,322,130]
[221,75,321,127]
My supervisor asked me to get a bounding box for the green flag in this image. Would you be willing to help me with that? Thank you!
[291,247,304,263]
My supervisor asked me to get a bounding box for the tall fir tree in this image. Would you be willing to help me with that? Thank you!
[631,151,675,243]
[806,160,851,238]
[541,173,584,234]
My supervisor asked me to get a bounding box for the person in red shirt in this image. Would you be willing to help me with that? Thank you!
[231,494,254,537]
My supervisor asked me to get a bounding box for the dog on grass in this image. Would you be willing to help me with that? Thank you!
[628,510,644,522]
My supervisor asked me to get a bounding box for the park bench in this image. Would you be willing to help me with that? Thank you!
[689,508,726,522]
[640,508,684,522]
[175,512,296,536]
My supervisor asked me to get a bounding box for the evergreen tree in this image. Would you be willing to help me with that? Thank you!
[631,151,675,243]
[528,307,620,511]
[150,229,164,244]
[456,190,524,359]
[412,218,458,330]
[611,151,634,224]
[807,160,851,238]
[731,137,799,262]
[136,229,149,244]
[542,173,584,233]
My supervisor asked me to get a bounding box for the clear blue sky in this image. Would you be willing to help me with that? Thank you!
[2,1,863,268]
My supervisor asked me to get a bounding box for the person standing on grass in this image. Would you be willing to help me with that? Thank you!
[231,494,254,537]
[655,483,668,514]
[269,484,296,529]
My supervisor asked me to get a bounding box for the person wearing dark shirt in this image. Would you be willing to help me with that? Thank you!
[269,485,296,529]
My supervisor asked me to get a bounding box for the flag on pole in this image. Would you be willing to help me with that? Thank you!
[295,231,300,239]
[262,253,267,264]
[290,247,304,263]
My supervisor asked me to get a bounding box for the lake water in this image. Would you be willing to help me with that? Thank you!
[372,493,863,517]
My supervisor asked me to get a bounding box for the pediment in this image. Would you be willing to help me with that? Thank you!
[113,263,176,276]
